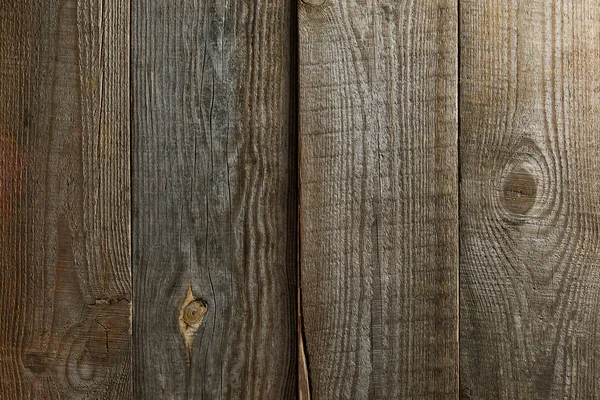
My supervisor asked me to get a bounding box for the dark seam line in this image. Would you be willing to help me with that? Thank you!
[456,0,462,398]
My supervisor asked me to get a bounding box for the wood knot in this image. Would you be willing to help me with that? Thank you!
[24,351,50,373]
[183,299,207,326]
[179,284,207,356]
[501,166,537,215]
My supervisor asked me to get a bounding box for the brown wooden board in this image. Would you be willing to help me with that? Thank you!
[298,1,459,398]
[460,0,600,397]
[131,1,298,398]
[0,0,132,397]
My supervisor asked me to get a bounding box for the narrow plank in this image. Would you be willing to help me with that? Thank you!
[0,0,131,398]
[131,1,297,398]
[299,1,458,398]
[460,0,600,397]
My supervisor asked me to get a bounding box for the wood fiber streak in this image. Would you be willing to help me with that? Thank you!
[299,1,458,398]
[460,0,600,398]
[132,1,297,398]
[0,0,132,398]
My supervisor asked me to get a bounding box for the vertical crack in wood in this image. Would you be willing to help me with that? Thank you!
[298,293,312,400]
[456,0,462,396]
[295,0,312,398]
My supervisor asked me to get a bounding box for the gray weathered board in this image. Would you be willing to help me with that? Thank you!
[459,0,600,398]
[131,0,297,398]
[298,0,459,398]
[0,0,131,398]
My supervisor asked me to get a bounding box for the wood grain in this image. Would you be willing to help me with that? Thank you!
[460,0,600,398]
[131,1,297,398]
[0,0,132,398]
[298,1,458,398]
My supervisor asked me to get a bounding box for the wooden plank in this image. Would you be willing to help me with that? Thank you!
[460,1,600,397]
[0,0,131,398]
[298,1,458,398]
[131,1,297,398]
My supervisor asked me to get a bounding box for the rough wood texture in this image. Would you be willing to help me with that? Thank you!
[132,1,297,398]
[460,1,600,398]
[299,1,458,398]
[0,0,131,398]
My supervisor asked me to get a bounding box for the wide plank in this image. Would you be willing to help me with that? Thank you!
[0,0,132,398]
[131,1,297,398]
[460,0,600,397]
[299,0,459,398]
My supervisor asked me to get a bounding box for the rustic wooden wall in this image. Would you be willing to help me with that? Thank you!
[131,1,297,398]
[3,0,600,398]
[460,0,600,398]
[298,0,458,398]
[0,0,131,398]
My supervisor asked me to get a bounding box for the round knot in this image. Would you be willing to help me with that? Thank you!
[501,166,537,215]
[183,299,207,326]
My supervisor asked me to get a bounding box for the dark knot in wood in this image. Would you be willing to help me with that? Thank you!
[501,166,537,215]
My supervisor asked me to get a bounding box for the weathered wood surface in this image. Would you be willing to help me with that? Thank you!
[299,1,458,398]
[0,0,132,398]
[132,1,297,398]
[460,1,600,398]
